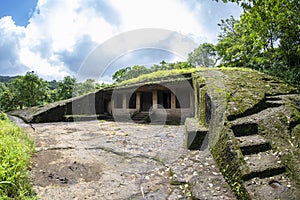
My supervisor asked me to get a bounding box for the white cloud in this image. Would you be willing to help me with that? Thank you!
[0,0,242,80]
[0,16,28,75]
[111,0,203,35]
[17,0,118,80]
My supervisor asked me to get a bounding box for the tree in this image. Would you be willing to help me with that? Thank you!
[57,76,77,100]
[216,16,251,67]
[216,0,300,84]
[112,65,149,83]
[0,89,17,111]
[76,79,98,96]
[0,71,50,110]
[188,43,218,67]
[0,82,6,92]
[0,82,14,111]
[151,61,194,72]
[112,67,131,83]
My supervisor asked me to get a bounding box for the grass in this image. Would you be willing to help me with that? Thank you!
[116,68,197,86]
[0,112,36,199]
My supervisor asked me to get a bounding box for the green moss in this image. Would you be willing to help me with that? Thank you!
[257,101,300,197]
[211,129,250,199]
[117,68,197,86]
[199,88,207,125]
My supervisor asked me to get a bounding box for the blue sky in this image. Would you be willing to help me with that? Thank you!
[0,0,38,26]
[0,0,242,81]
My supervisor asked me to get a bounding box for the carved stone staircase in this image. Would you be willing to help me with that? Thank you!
[131,112,149,123]
[232,123,285,180]
[231,121,293,199]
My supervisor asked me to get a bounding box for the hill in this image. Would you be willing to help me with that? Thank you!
[0,75,18,83]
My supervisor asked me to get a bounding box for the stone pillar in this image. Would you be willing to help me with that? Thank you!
[152,90,158,109]
[122,94,126,110]
[190,90,193,109]
[111,98,115,109]
[171,92,176,109]
[136,92,141,111]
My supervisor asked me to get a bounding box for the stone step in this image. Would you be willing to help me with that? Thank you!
[243,174,294,200]
[184,118,208,150]
[242,151,285,181]
[231,122,258,137]
[236,135,271,155]
[266,95,285,107]
[265,96,284,106]
[131,112,149,123]
[132,116,147,120]
[64,114,113,122]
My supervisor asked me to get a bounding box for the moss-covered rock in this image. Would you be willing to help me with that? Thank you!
[193,68,299,199]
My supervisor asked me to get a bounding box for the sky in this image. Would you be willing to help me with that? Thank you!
[0,0,242,82]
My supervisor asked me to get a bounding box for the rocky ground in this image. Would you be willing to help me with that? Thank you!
[19,120,236,200]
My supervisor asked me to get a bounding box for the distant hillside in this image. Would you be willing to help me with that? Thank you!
[0,75,18,84]
[0,76,58,90]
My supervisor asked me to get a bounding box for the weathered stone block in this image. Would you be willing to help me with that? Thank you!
[184,118,208,150]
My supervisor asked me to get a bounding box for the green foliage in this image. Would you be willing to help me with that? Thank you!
[0,72,104,112]
[0,76,18,84]
[117,68,196,86]
[216,0,300,85]
[0,72,50,111]
[0,84,8,111]
[75,79,99,96]
[188,43,218,67]
[57,76,77,100]
[211,130,250,199]
[217,0,300,84]
[112,67,131,83]
[112,61,194,83]
[0,117,35,199]
[0,112,8,121]
[112,65,150,83]
[56,77,101,100]
[10,72,49,109]
[48,80,58,90]
[151,61,194,71]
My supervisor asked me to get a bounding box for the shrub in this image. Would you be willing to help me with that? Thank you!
[0,118,35,199]
[0,112,8,121]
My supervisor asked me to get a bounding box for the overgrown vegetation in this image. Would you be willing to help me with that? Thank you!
[211,129,250,200]
[112,61,194,83]
[215,0,300,86]
[186,0,300,87]
[116,68,196,86]
[0,113,35,199]
[0,72,104,112]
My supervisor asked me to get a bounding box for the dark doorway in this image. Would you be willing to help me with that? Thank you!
[158,90,171,109]
[128,93,136,109]
[141,92,152,111]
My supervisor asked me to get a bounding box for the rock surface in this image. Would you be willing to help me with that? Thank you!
[23,120,236,199]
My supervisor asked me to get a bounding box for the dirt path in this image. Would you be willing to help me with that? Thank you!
[24,120,236,199]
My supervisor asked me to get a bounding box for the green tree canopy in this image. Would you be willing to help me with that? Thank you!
[112,61,194,83]
[75,79,99,96]
[57,76,77,100]
[112,65,150,83]
[188,43,218,67]
[2,71,50,110]
[216,0,300,84]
